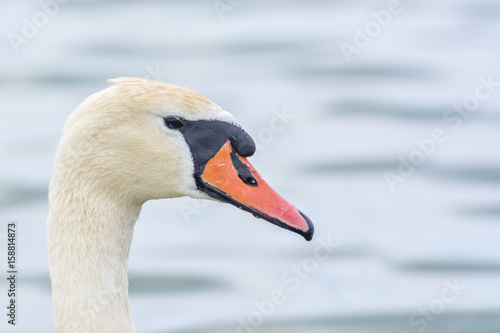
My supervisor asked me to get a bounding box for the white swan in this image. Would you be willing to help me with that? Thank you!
[47,77,313,332]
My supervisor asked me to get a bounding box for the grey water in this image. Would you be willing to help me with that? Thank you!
[1,0,499,332]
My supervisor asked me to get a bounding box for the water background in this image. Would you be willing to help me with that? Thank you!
[1,1,499,332]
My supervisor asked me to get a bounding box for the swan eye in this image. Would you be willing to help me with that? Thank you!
[164,116,184,130]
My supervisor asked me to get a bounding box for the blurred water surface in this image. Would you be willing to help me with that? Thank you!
[1,1,499,332]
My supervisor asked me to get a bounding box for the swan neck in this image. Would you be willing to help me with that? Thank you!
[48,183,141,332]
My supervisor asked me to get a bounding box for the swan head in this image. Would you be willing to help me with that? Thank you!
[55,77,313,240]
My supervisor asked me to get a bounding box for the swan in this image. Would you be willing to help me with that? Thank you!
[47,77,314,332]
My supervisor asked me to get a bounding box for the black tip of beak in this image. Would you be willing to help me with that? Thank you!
[299,211,314,241]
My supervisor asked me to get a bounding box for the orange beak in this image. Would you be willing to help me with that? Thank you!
[197,141,314,241]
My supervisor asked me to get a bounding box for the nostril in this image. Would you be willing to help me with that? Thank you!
[245,176,258,186]
[230,150,258,187]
